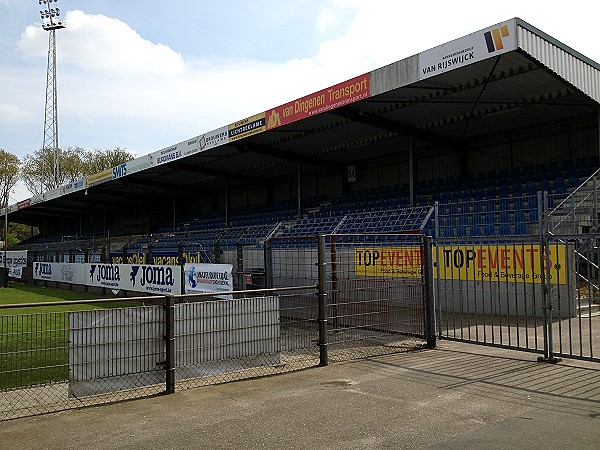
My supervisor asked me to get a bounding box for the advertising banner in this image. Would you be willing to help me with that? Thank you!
[85,168,113,188]
[111,251,206,266]
[419,19,516,80]
[434,243,567,285]
[33,262,86,284]
[30,193,44,205]
[33,262,182,294]
[185,263,233,297]
[265,73,370,130]
[353,242,567,286]
[181,136,199,157]
[0,250,28,268]
[86,263,182,295]
[46,187,61,201]
[228,113,266,141]
[122,155,152,177]
[61,179,85,195]
[150,139,192,167]
[200,126,229,151]
[1,250,28,278]
[354,246,422,278]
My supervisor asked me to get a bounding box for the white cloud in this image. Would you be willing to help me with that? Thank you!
[317,8,337,33]
[0,102,33,122]
[19,10,186,77]
[12,8,375,142]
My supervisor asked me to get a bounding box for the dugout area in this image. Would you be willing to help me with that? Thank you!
[5,17,600,240]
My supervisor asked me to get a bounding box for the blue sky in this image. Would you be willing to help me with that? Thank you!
[1,0,599,201]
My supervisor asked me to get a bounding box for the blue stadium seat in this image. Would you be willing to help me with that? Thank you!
[514,211,527,235]
[469,213,482,237]
[484,222,496,236]
[498,212,511,235]
[456,214,469,237]
[513,195,524,211]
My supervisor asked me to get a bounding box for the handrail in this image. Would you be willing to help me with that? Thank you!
[551,167,600,213]
[548,168,599,233]
[0,295,164,309]
[0,285,318,310]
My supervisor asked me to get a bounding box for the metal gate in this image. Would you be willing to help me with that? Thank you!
[267,233,435,362]
[545,233,600,362]
[435,236,550,356]
[436,185,600,363]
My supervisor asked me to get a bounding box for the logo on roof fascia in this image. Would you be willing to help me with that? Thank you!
[418,20,516,81]
[484,25,510,53]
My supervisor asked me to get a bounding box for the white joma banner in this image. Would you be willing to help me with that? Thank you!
[33,262,182,295]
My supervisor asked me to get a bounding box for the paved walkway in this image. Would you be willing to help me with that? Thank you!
[2,341,600,449]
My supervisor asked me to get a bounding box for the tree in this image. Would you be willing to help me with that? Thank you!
[21,146,135,195]
[83,147,135,175]
[7,223,37,247]
[0,149,19,251]
[0,149,20,209]
[21,147,85,194]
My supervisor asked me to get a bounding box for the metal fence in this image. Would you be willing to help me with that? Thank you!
[266,234,434,363]
[435,236,549,354]
[435,181,600,364]
[1,233,434,420]
[0,296,166,421]
[546,234,600,361]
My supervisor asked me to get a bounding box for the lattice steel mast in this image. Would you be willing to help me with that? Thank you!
[39,0,65,188]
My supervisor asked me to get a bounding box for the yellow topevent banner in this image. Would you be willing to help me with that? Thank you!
[434,244,567,285]
[354,247,422,278]
[354,243,567,285]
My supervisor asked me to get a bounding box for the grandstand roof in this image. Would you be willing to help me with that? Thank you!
[7,17,600,227]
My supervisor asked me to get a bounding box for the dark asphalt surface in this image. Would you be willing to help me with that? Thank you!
[2,341,600,449]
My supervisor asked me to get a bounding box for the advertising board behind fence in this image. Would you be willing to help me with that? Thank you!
[1,250,28,278]
[34,262,182,294]
[185,263,233,298]
[434,244,567,285]
[352,243,567,285]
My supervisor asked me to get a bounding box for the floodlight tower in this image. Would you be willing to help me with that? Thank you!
[39,0,66,187]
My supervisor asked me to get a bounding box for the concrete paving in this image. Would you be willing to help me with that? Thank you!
[2,340,600,449]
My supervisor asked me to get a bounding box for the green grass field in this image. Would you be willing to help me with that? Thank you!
[0,283,139,390]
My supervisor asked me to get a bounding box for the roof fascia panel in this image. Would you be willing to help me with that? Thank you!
[516,19,600,103]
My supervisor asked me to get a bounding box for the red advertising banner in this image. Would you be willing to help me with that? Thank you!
[265,73,370,130]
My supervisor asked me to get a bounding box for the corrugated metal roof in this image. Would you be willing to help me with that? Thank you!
[517,18,600,103]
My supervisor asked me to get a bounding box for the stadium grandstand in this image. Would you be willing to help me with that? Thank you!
[4,17,600,288]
